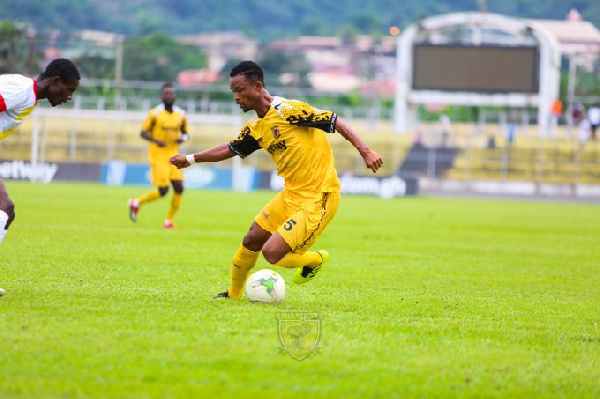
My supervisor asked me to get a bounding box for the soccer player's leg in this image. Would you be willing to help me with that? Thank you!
[0,178,15,246]
[291,249,329,284]
[262,229,328,284]
[271,192,340,284]
[215,222,270,300]
[0,178,15,296]
[265,192,333,274]
[215,192,287,300]
[128,163,167,222]
[0,209,8,246]
[164,166,184,229]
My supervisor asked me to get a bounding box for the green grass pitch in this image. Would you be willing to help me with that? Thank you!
[0,182,598,398]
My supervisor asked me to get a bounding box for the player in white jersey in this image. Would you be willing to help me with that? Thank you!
[0,58,80,296]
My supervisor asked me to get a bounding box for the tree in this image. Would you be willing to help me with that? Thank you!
[340,24,359,46]
[258,48,311,88]
[0,21,28,74]
[350,12,382,33]
[76,54,115,80]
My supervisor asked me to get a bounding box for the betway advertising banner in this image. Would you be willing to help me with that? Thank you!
[100,161,253,191]
[256,171,418,198]
[1,159,416,198]
[0,160,101,183]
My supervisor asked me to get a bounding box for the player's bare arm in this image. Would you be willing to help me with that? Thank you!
[140,130,166,147]
[170,143,236,169]
[334,116,383,173]
[176,123,189,144]
[176,132,189,144]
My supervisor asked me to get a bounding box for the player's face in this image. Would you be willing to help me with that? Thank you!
[47,77,79,107]
[162,87,176,105]
[230,74,261,113]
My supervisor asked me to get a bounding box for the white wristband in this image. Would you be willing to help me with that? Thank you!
[186,154,196,164]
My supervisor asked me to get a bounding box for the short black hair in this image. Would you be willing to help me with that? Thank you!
[162,82,174,90]
[230,60,264,84]
[39,58,81,83]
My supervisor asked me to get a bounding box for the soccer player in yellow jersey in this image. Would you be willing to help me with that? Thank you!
[170,61,382,300]
[128,82,189,229]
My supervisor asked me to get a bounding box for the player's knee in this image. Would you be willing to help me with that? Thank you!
[1,199,15,219]
[262,244,285,265]
[6,211,16,228]
[242,233,264,252]
[173,183,184,194]
[158,186,169,197]
[262,250,280,265]
[3,201,16,228]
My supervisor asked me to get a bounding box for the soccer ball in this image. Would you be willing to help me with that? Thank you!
[246,269,285,304]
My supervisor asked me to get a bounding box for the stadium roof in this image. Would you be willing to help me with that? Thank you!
[527,19,600,53]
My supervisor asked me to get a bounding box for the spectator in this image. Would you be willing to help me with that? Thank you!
[507,124,516,147]
[413,131,424,148]
[440,114,451,147]
[587,104,600,141]
[550,99,563,137]
[575,111,591,148]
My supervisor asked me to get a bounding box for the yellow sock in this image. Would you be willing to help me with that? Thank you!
[228,244,260,299]
[167,193,182,221]
[138,190,161,206]
[275,251,322,269]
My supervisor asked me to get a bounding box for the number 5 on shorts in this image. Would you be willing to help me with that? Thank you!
[283,219,297,231]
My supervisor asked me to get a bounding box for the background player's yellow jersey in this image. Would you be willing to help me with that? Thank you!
[142,104,188,161]
[228,96,340,194]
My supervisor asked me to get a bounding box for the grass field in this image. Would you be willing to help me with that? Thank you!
[0,182,598,398]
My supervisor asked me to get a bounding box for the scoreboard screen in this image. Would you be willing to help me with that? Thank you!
[412,44,539,93]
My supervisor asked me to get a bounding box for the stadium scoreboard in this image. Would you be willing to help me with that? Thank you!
[412,44,539,93]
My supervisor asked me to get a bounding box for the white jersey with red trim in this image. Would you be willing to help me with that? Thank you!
[0,74,38,140]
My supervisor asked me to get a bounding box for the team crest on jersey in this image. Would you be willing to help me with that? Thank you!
[271,126,280,139]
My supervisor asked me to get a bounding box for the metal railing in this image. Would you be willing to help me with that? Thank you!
[1,101,599,198]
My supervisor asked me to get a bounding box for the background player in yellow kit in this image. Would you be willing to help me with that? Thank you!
[128,82,189,229]
[170,60,382,299]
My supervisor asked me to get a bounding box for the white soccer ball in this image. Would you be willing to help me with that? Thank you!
[246,269,285,303]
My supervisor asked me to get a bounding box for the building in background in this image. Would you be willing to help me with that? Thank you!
[266,35,397,94]
[177,32,257,73]
[528,13,600,70]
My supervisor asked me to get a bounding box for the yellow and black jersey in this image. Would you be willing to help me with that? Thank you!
[142,104,188,162]
[228,96,340,194]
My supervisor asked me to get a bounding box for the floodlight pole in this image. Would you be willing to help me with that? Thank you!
[477,0,488,13]
[567,53,577,137]
[115,39,124,109]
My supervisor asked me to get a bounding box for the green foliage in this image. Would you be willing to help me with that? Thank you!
[340,24,359,45]
[0,21,29,73]
[558,61,600,104]
[0,183,598,397]
[76,54,115,80]
[576,70,600,96]
[3,0,599,39]
[418,105,485,123]
[258,49,312,88]
[349,12,383,33]
[337,89,363,106]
